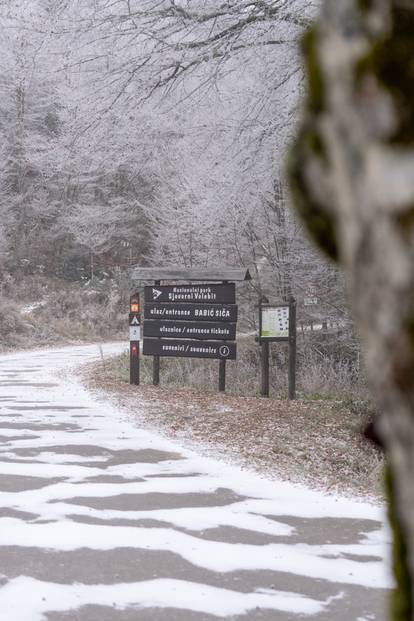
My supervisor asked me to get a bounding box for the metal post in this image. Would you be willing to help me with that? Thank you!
[129,293,140,386]
[219,359,226,392]
[153,356,160,386]
[258,297,270,398]
[130,342,140,385]
[288,296,297,400]
[153,280,161,386]
[218,279,229,393]
[261,341,270,397]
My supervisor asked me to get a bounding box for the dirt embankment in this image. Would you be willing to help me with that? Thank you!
[82,359,384,500]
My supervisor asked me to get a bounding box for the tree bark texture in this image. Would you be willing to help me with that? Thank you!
[288,2,414,619]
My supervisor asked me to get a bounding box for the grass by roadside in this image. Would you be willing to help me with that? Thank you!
[82,351,384,500]
[0,275,127,351]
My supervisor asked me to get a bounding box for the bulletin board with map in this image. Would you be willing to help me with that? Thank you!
[259,304,290,341]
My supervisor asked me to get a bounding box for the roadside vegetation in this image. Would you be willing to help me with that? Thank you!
[99,331,369,400]
[84,339,383,500]
[0,274,127,350]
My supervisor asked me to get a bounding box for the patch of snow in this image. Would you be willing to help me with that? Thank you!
[20,302,46,315]
[0,518,389,588]
[0,576,329,620]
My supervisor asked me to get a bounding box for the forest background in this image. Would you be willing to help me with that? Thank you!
[0,0,364,401]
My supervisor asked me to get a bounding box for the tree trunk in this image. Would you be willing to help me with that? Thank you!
[288,2,414,619]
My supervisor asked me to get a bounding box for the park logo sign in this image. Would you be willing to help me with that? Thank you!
[144,283,236,304]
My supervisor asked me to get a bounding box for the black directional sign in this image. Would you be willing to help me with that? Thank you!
[144,283,235,304]
[143,338,237,360]
[143,321,237,341]
[144,303,238,323]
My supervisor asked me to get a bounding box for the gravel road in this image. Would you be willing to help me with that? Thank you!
[0,344,391,620]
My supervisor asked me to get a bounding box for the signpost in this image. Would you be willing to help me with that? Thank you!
[143,339,237,360]
[144,302,238,322]
[128,268,249,392]
[144,283,235,304]
[129,272,243,392]
[258,297,297,399]
[143,288,238,391]
[129,293,141,386]
[143,321,237,341]
[152,280,161,386]
[288,299,297,400]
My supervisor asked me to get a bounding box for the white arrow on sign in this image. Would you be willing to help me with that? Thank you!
[152,288,162,300]
[130,316,140,326]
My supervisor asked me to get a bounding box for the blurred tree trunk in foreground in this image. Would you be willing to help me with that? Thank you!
[288,1,414,619]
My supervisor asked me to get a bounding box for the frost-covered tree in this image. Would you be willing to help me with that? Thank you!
[0,0,351,351]
[60,0,348,334]
[289,2,414,617]
[0,0,64,272]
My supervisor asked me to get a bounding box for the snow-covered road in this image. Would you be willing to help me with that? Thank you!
[0,344,391,620]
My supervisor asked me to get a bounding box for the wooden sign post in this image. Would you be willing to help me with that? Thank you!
[152,280,161,387]
[261,340,270,398]
[128,267,252,393]
[219,359,226,392]
[258,296,297,400]
[129,293,141,386]
[288,296,297,400]
[143,339,237,359]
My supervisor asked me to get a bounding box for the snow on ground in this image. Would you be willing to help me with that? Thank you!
[0,343,392,620]
[20,301,46,315]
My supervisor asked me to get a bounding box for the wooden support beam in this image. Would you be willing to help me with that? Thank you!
[130,267,252,282]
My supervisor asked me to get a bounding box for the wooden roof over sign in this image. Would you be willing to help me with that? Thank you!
[130,267,252,282]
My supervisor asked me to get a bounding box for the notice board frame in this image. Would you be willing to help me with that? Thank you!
[257,297,297,400]
[258,303,290,343]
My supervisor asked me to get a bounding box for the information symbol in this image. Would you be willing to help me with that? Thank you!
[219,345,230,358]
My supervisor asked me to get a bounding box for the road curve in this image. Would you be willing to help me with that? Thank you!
[0,344,391,621]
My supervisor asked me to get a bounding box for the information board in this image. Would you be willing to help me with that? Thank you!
[143,320,236,341]
[139,278,239,378]
[260,305,289,341]
[144,303,238,323]
[144,283,235,304]
[143,338,237,360]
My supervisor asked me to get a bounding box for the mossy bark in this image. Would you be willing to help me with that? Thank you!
[288,2,414,618]
[386,466,413,620]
